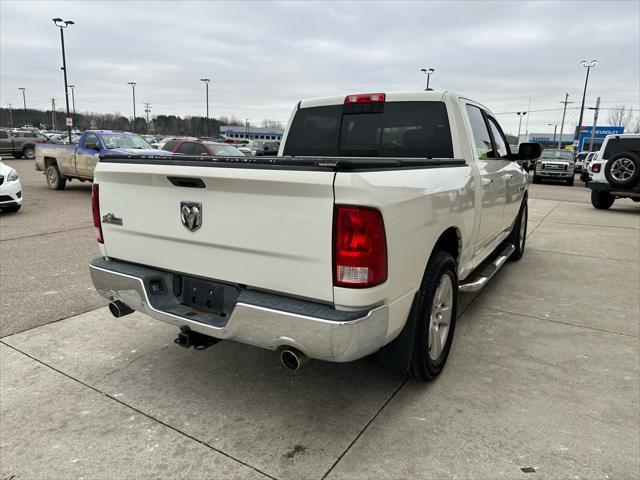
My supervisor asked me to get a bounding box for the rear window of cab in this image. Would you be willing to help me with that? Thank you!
[283,101,453,158]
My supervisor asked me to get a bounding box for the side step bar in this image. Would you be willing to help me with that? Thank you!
[459,244,516,293]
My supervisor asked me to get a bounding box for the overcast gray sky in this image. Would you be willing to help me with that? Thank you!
[1,0,638,134]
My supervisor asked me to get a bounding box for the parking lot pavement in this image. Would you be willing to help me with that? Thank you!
[0,158,106,337]
[1,176,639,479]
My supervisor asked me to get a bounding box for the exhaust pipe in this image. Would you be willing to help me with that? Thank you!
[280,348,310,371]
[108,301,134,318]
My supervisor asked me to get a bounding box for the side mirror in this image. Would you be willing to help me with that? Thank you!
[517,142,541,161]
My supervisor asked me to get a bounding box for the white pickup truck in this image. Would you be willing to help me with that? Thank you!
[89,91,540,381]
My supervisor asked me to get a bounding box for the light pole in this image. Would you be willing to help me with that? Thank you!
[200,78,210,137]
[18,87,26,111]
[547,123,557,146]
[127,82,136,132]
[420,68,435,91]
[516,112,527,143]
[245,119,249,139]
[69,84,76,118]
[52,18,74,144]
[575,60,598,149]
[6,103,13,128]
[558,93,573,150]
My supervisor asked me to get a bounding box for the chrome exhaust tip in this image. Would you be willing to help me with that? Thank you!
[280,348,310,371]
[108,301,134,318]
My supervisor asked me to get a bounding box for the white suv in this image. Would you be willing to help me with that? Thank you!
[587,134,640,209]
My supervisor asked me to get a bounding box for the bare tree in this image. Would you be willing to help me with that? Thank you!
[262,118,283,129]
[607,104,635,129]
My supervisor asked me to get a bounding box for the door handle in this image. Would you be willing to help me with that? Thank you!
[503,173,513,179]
[481,178,493,186]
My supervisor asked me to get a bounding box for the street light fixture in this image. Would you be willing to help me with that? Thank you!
[127,82,137,132]
[575,59,598,149]
[420,68,435,91]
[52,18,74,143]
[69,84,76,117]
[18,87,26,111]
[516,112,527,143]
[200,78,210,137]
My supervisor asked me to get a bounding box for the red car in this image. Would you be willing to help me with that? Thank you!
[162,139,245,157]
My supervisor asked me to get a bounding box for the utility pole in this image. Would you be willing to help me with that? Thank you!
[245,119,249,139]
[200,78,210,137]
[575,60,598,150]
[51,98,56,130]
[558,93,574,150]
[525,96,531,135]
[127,82,136,132]
[516,112,527,143]
[52,18,75,143]
[7,103,13,128]
[587,96,601,152]
[18,87,26,111]
[144,102,151,133]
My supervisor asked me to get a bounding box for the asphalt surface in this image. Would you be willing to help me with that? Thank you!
[1,157,639,479]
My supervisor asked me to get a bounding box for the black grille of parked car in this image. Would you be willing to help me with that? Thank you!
[0,195,13,202]
[0,175,4,185]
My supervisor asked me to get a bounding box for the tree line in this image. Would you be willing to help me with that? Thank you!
[0,107,252,136]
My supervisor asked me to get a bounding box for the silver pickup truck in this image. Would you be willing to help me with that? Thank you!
[35,130,170,190]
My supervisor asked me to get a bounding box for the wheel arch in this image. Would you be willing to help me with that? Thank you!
[432,226,462,264]
[44,156,58,169]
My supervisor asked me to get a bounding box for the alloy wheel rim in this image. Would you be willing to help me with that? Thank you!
[47,169,56,185]
[611,158,635,181]
[428,273,453,361]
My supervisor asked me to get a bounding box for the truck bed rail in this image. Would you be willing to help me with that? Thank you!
[98,154,466,172]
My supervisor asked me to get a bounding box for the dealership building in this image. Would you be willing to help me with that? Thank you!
[220,125,284,141]
[522,125,624,151]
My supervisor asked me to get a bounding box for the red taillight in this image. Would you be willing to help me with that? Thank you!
[592,163,601,173]
[344,93,386,104]
[91,184,104,244]
[333,206,387,288]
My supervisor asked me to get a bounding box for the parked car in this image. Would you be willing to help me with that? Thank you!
[238,140,280,156]
[574,151,590,173]
[580,151,598,182]
[162,139,245,157]
[587,134,640,209]
[533,150,575,185]
[0,161,23,212]
[89,90,540,381]
[35,130,173,190]
[0,129,48,159]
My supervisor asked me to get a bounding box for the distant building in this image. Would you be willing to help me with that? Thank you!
[522,125,625,151]
[220,125,284,141]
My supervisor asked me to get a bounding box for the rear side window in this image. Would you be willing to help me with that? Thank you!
[162,140,178,152]
[0,131,8,139]
[603,137,640,159]
[176,142,196,155]
[283,101,453,158]
[192,144,208,155]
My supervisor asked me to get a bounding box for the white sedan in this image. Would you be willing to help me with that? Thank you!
[0,161,23,213]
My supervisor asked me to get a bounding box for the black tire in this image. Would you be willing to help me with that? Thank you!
[408,251,458,381]
[604,152,640,189]
[45,165,66,190]
[532,175,541,184]
[1,204,21,213]
[591,190,614,209]
[22,146,35,160]
[566,176,574,186]
[508,199,527,261]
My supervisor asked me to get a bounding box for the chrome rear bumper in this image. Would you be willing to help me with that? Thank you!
[89,258,389,362]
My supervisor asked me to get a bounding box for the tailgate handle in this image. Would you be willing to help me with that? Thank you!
[167,176,206,188]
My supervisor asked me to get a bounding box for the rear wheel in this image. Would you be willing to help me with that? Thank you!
[591,190,614,209]
[22,147,35,159]
[408,251,458,381]
[46,165,66,190]
[508,199,527,261]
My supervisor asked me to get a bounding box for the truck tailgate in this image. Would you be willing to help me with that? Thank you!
[95,161,336,302]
